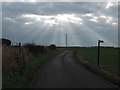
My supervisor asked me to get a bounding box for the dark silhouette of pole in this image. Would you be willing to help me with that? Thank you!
[19,43,21,54]
[98,41,100,66]
[18,43,21,66]
[97,40,104,66]
[66,34,67,47]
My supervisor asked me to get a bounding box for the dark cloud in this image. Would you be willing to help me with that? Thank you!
[2,2,118,46]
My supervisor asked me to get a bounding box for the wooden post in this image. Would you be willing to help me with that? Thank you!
[66,34,67,47]
[19,43,21,66]
[19,43,21,54]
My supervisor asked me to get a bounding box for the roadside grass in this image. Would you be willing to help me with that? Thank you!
[69,47,120,86]
[3,50,63,88]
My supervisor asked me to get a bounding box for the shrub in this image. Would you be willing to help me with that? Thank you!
[1,38,11,46]
[49,44,56,50]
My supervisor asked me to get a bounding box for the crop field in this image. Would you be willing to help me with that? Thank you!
[69,47,119,70]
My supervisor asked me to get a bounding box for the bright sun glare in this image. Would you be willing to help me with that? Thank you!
[106,2,113,9]
[22,14,83,26]
[24,0,36,2]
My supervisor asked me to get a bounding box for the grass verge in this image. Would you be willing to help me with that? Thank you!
[74,51,120,86]
[2,50,63,88]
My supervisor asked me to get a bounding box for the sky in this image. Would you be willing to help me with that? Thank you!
[2,2,118,46]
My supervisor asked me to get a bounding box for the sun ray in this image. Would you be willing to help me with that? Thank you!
[61,22,81,46]
[50,25,61,46]
[82,25,114,46]
[32,25,53,45]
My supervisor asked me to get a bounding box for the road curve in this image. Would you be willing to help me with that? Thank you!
[27,50,119,88]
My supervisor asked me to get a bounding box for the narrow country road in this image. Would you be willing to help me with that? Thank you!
[27,50,119,88]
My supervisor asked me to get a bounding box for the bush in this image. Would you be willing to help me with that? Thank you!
[1,38,11,46]
[49,44,56,50]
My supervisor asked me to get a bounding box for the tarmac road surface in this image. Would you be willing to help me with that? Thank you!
[27,50,119,88]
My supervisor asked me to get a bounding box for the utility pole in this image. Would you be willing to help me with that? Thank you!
[66,33,67,47]
[97,40,104,66]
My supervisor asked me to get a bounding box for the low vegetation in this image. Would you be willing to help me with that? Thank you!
[2,43,62,88]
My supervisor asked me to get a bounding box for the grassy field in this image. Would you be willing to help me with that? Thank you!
[69,47,119,70]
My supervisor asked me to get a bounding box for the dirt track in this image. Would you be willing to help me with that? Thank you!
[27,50,119,88]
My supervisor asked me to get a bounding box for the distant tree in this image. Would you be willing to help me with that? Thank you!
[49,44,56,50]
[1,38,11,46]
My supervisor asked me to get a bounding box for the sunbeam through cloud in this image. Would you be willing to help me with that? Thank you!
[2,2,118,46]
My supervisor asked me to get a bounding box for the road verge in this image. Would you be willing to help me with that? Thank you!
[73,51,120,87]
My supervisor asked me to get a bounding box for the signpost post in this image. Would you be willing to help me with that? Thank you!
[66,34,67,47]
[98,40,104,66]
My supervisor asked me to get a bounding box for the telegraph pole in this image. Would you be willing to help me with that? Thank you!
[66,33,67,47]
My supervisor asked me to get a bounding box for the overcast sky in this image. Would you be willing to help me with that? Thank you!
[2,2,118,46]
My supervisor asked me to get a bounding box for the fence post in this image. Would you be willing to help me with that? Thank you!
[19,43,23,72]
[19,43,21,55]
[18,43,21,66]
